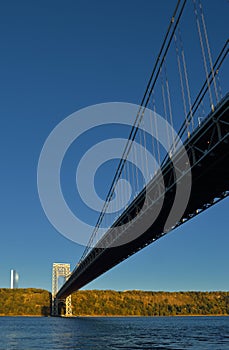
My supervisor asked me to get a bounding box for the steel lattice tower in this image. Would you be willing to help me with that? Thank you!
[52,263,72,316]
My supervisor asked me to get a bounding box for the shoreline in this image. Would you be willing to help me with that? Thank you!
[1,314,228,318]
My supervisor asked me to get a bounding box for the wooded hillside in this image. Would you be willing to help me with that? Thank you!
[0,289,228,316]
[0,288,51,316]
[71,290,229,316]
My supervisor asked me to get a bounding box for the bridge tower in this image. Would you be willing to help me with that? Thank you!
[52,263,72,316]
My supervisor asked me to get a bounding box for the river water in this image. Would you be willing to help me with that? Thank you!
[0,316,228,349]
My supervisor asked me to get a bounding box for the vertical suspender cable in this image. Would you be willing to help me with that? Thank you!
[161,67,171,150]
[193,0,214,111]
[164,61,175,149]
[139,126,145,190]
[152,91,160,175]
[178,28,194,131]
[149,106,157,177]
[198,0,218,103]
[126,158,130,207]
[131,148,135,196]
[133,143,139,195]
[174,33,189,136]
[154,103,161,168]
[142,118,150,182]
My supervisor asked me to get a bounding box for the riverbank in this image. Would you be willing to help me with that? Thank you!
[0,288,228,317]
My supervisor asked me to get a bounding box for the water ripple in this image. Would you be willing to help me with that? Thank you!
[0,316,228,350]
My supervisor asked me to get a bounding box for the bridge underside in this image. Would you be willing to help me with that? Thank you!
[57,94,229,299]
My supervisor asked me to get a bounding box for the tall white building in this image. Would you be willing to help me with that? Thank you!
[10,269,19,289]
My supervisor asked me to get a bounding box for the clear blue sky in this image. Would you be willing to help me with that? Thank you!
[0,0,228,292]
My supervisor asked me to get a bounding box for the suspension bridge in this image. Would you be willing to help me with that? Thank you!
[51,0,229,316]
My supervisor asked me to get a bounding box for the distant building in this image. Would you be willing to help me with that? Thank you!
[10,269,19,289]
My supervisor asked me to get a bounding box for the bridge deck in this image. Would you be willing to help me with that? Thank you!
[57,94,229,299]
